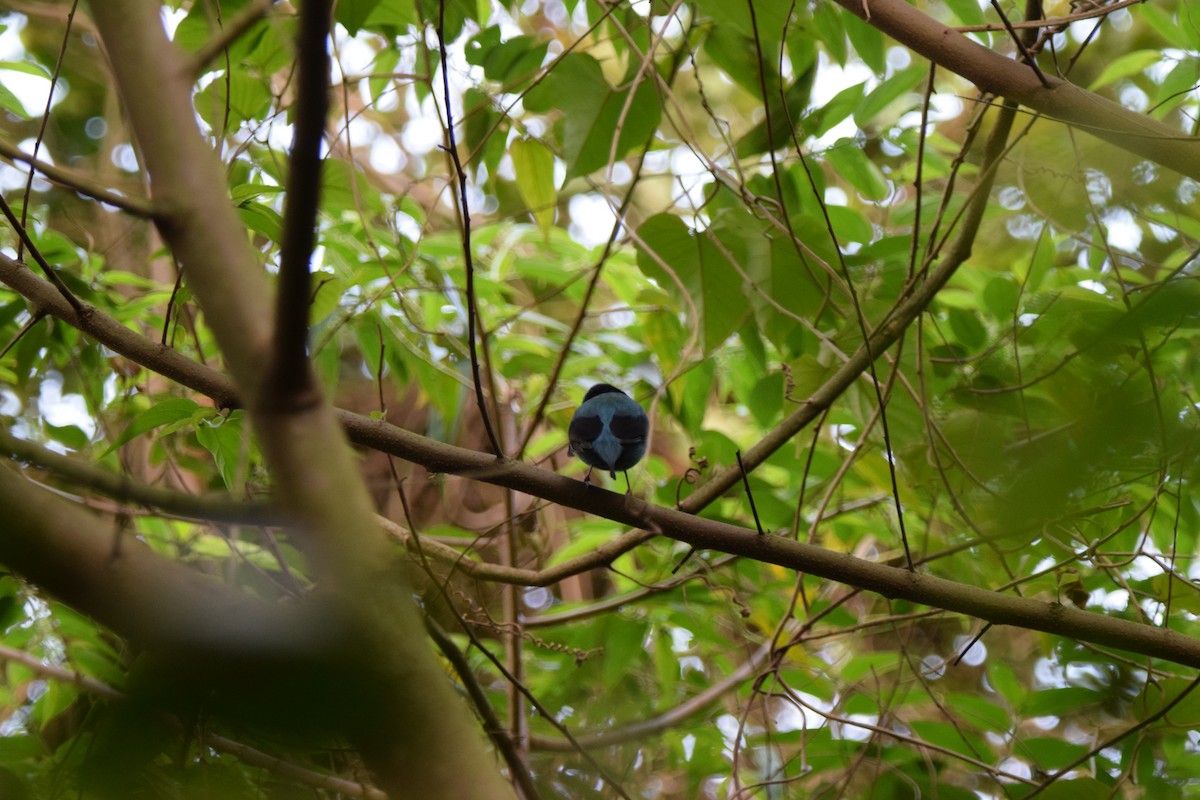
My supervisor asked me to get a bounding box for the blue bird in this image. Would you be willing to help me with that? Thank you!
[568,383,648,491]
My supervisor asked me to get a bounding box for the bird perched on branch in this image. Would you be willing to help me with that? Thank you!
[568,383,648,492]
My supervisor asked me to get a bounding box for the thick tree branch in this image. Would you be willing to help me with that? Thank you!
[0,426,279,525]
[268,0,331,407]
[7,243,1200,670]
[0,643,388,799]
[82,2,519,797]
[834,0,1200,179]
[0,460,328,658]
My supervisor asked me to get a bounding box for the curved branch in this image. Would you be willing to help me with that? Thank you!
[7,244,1200,668]
[0,643,388,799]
[0,254,241,407]
[0,137,153,216]
[0,427,279,525]
[836,0,1200,179]
[0,460,329,658]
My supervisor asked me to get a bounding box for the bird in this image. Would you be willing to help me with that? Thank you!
[568,383,648,491]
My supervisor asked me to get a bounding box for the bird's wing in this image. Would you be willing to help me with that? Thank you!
[568,413,604,449]
[609,410,648,443]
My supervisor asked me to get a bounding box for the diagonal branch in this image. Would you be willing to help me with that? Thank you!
[0,458,328,658]
[5,241,1200,668]
[833,0,1200,179]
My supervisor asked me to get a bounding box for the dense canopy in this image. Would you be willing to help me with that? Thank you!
[1,0,1199,798]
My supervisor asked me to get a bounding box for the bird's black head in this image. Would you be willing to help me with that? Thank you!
[583,383,625,402]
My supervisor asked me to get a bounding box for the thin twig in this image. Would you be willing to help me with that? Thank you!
[18,0,78,263]
[425,618,543,800]
[0,311,45,361]
[736,451,764,535]
[0,193,84,314]
[0,427,280,525]
[989,0,1051,87]
[753,0,915,572]
[956,0,1142,32]
[437,0,503,457]
[1024,676,1200,798]
[0,137,151,216]
[189,0,278,77]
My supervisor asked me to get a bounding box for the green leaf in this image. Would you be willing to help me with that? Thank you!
[601,616,646,690]
[825,141,889,200]
[1022,687,1105,717]
[806,81,865,139]
[1018,737,1091,771]
[0,734,44,763]
[947,306,988,351]
[691,0,795,44]
[811,2,847,65]
[635,214,751,353]
[524,53,661,178]
[946,693,1010,732]
[104,398,203,456]
[1089,50,1163,90]
[703,26,779,99]
[547,523,614,566]
[195,69,271,131]
[364,0,417,29]
[855,64,926,126]
[44,423,90,450]
[942,0,986,26]
[237,201,284,243]
[0,61,50,78]
[734,74,814,158]
[338,0,412,34]
[982,275,1020,320]
[1014,779,1109,800]
[467,29,548,86]
[652,627,677,708]
[510,138,557,235]
[194,410,247,491]
[1154,59,1200,118]
[843,8,885,73]
[0,82,27,117]
[909,720,993,760]
[1139,4,1198,50]
[988,662,1025,709]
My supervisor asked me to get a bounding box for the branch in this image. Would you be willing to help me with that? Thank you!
[83,2,519,797]
[530,639,773,751]
[0,427,280,525]
[0,254,241,408]
[0,643,388,799]
[188,0,278,77]
[0,136,152,217]
[673,91,1014,539]
[833,0,1200,179]
[268,0,331,407]
[0,192,84,315]
[8,244,1200,669]
[436,0,503,457]
[0,460,328,658]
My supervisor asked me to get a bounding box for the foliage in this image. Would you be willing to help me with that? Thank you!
[0,0,1199,797]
